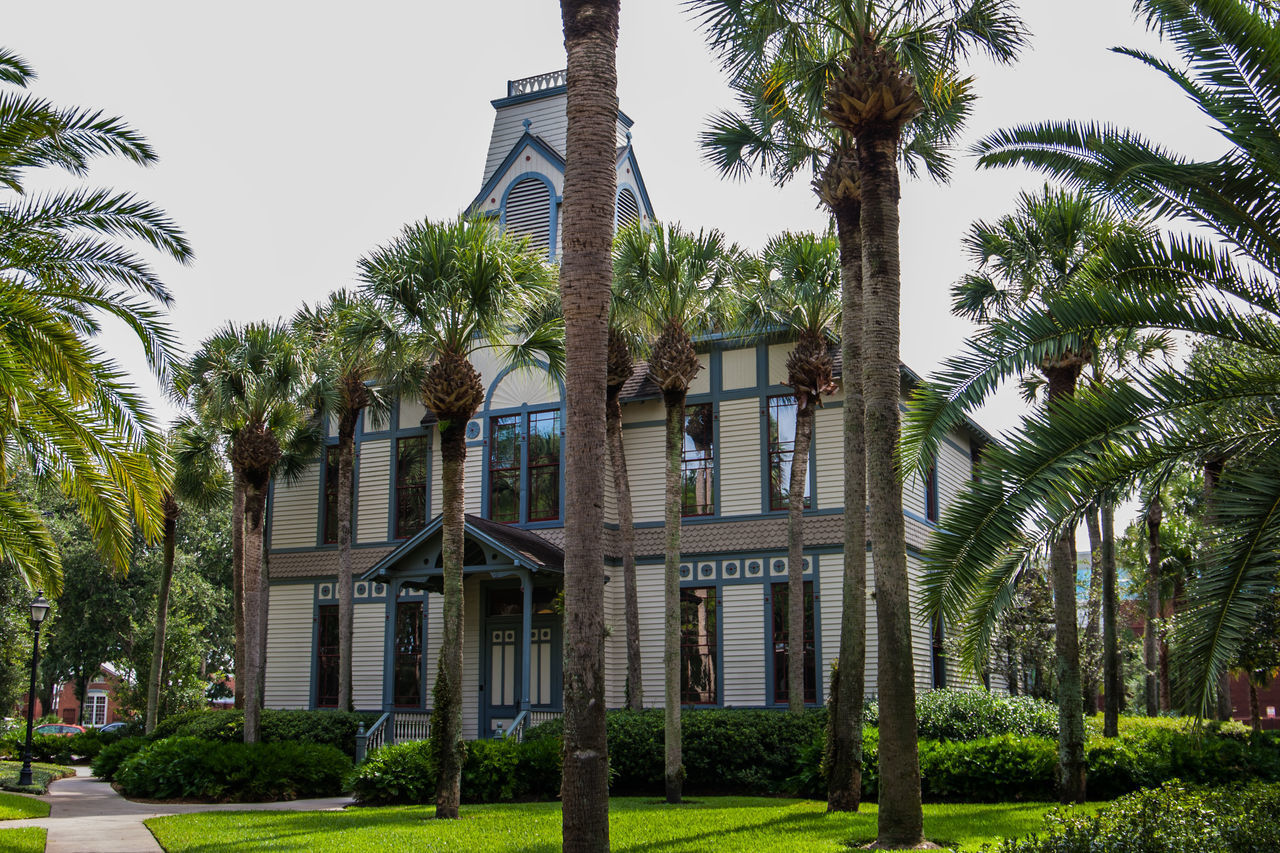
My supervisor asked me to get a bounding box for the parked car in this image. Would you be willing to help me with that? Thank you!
[97,721,127,734]
[34,723,84,736]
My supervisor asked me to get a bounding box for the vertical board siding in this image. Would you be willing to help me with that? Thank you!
[634,563,666,705]
[719,398,762,515]
[767,344,790,386]
[688,353,711,396]
[814,408,843,509]
[721,585,765,706]
[352,602,385,710]
[264,584,314,708]
[621,426,665,523]
[270,464,321,549]
[720,347,756,390]
[357,440,391,544]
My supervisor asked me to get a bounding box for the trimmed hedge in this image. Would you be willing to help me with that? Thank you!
[148,709,377,758]
[115,736,351,802]
[987,781,1280,853]
[91,737,149,782]
[350,736,562,806]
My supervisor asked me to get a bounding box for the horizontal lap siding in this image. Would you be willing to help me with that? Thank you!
[465,454,483,515]
[768,344,790,386]
[688,354,711,396]
[814,408,843,510]
[622,426,665,523]
[265,585,313,708]
[357,440,391,544]
[353,602,385,710]
[937,431,972,515]
[484,96,568,184]
[721,585,765,706]
[604,567,626,708]
[908,552,936,694]
[818,555,842,697]
[271,465,320,549]
[462,577,480,739]
[635,563,666,706]
[423,593,443,711]
[718,398,761,516]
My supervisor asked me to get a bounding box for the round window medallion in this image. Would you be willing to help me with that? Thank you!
[466,421,481,439]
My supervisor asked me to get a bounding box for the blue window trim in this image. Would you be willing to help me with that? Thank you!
[762,393,816,515]
[498,171,561,260]
[481,363,566,527]
[381,582,428,711]
[761,555,823,708]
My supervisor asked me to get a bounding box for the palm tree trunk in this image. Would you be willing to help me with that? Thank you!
[432,420,466,819]
[232,472,245,710]
[1145,498,1162,717]
[558,3,619,845]
[242,478,267,744]
[786,405,813,714]
[1101,501,1120,737]
[145,495,179,734]
[1083,507,1102,713]
[1250,680,1261,733]
[663,391,686,804]
[608,392,644,711]
[337,416,358,712]
[828,198,865,813]
[857,128,922,847]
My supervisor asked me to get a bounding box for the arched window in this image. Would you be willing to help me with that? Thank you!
[616,187,640,229]
[503,177,552,254]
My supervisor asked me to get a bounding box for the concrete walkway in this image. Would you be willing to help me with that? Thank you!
[3,767,353,852]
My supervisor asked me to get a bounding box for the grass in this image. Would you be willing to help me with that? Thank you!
[0,790,49,820]
[0,827,46,853]
[0,759,75,794]
[146,797,1103,852]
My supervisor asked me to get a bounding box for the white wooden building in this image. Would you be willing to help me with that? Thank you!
[262,71,995,739]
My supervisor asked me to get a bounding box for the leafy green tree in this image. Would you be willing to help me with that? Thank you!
[612,221,738,804]
[360,215,563,819]
[0,47,190,591]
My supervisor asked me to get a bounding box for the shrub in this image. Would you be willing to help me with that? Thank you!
[986,782,1280,853]
[919,734,1057,802]
[914,690,1059,741]
[462,739,521,803]
[148,709,376,758]
[115,737,352,802]
[350,736,563,806]
[91,737,148,782]
[349,740,436,805]
[0,733,75,765]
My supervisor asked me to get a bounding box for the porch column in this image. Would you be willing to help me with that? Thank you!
[519,569,532,713]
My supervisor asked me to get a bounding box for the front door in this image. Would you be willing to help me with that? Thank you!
[481,585,561,735]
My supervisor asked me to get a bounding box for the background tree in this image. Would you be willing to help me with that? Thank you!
[613,221,737,804]
[360,216,563,819]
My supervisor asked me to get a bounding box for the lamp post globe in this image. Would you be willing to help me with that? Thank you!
[18,591,50,789]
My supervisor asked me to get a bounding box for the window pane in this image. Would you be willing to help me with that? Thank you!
[323,447,339,544]
[682,404,715,516]
[316,605,339,707]
[489,415,521,467]
[527,411,561,465]
[393,601,423,707]
[680,587,717,705]
[527,410,561,522]
[771,581,816,704]
[489,470,521,523]
[488,415,522,523]
[768,396,811,511]
[395,436,430,539]
[528,467,560,521]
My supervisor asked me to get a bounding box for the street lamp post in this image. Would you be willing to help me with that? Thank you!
[18,592,51,788]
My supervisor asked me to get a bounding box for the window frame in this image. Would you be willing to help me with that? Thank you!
[321,446,340,545]
[766,395,812,513]
[84,691,108,727]
[394,434,431,539]
[769,580,817,706]
[679,585,719,706]
[681,402,716,517]
[314,604,339,709]
[392,599,424,708]
[485,408,563,525]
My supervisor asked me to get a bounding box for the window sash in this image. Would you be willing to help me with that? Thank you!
[682,403,715,516]
[323,447,339,545]
[395,436,430,539]
[487,410,561,524]
[315,605,339,708]
[767,396,811,511]
[770,581,816,704]
[680,586,718,705]
[393,601,423,707]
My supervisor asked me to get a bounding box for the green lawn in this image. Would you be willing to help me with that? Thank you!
[0,760,75,794]
[0,790,49,820]
[147,797,1102,852]
[0,827,46,853]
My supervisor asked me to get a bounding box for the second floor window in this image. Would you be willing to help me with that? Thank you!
[489,409,562,524]
[396,436,430,539]
[768,396,811,512]
[322,447,339,545]
[682,403,715,516]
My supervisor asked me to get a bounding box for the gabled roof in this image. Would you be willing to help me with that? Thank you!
[470,131,566,213]
[360,513,564,582]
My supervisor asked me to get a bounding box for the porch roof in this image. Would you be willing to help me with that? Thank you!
[359,513,564,583]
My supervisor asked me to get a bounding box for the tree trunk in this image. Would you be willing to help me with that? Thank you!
[857,128,923,847]
[145,495,179,734]
[1145,498,1162,718]
[1083,507,1102,713]
[242,477,267,744]
[558,2,618,846]
[1044,365,1086,803]
[786,404,813,715]
[232,472,245,710]
[663,390,686,804]
[432,420,467,819]
[1101,501,1120,737]
[1203,459,1234,720]
[337,413,358,712]
[1250,681,1261,734]
[1218,672,1234,721]
[608,391,644,711]
[827,197,865,813]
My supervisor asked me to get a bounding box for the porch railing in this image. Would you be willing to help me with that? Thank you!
[500,708,563,743]
[355,710,432,764]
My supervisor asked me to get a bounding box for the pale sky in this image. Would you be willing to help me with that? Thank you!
[7,1,1221,529]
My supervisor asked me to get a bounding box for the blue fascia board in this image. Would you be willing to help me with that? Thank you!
[470,132,566,212]
[490,85,568,109]
[620,147,656,220]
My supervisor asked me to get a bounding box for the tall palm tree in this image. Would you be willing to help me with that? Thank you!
[360,216,563,820]
[945,0,1280,717]
[743,232,841,715]
[607,320,645,712]
[144,420,229,734]
[613,221,737,805]
[293,290,398,712]
[0,47,190,591]
[180,322,318,744]
[559,2,621,846]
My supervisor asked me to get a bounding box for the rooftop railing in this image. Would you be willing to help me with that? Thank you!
[508,70,567,97]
